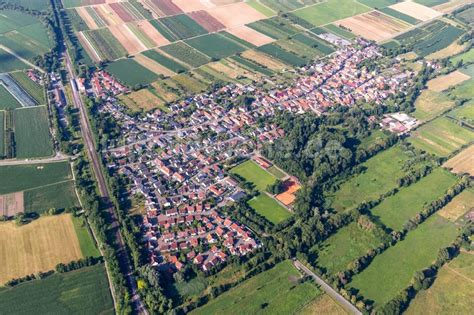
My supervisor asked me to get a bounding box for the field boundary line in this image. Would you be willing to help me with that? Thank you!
[0,44,44,73]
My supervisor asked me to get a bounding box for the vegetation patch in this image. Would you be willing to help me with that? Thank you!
[158,14,208,40]
[24,181,79,215]
[0,49,29,73]
[412,90,455,121]
[9,71,45,105]
[142,49,188,73]
[105,58,158,87]
[437,188,474,222]
[160,42,211,68]
[184,33,247,60]
[231,160,277,191]
[248,193,292,224]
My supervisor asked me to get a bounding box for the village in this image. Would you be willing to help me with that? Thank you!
[79,38,415,273]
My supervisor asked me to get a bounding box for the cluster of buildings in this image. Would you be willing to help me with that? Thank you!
[87,39,415,273]
[76,70,128,96]
[380,112,419,134]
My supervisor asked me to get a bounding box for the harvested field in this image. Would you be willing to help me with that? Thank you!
[206,2,266,28]
[0,191,24,217]
[275,178,301,206]
[227,25,274,46]
[437,188,474,221]
[173,0,216,12]
[108,24,146,55]
[389,1,441,21]
[443,145,474,176]
[93,4,123,25]
[129,20,170,47]
[0,214,83,284]
[427,70,470,92]
[188,10,225,32]
[241,49,289,70]
[298,294,347,315]
[338,11,410,42]
[134,54,174,76]
[412,90,454,121]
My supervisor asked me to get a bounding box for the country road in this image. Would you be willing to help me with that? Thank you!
[64,51,147,314]
[293,260,362,315]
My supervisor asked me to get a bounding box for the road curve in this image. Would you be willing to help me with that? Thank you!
[294,259,362,315]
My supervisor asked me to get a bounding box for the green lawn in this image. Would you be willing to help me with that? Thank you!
[330,146,410,212]
[0,264,114,315]
[349,215,458,306]
[24,181,79,214]
[312,222,386,275]
[190,260,321,315]
[13,106,53,158]
[231,160,277,191]
[71,216,101,258]
[248,193,292,224]
[293,0,370,27]
[409,116,474,157]
[371,168,457,231]
[0,161,73,194]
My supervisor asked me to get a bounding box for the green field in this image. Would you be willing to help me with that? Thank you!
[370,168,457,231]
[259,0,318,11]
[3,0,50,10]
[190,260,321,315]
[105,58,158,87]
[0,161,73,194]
[409,116,474,157]
[293,0,370,27]
[160,42,211,68]
[228,55,274,76]
[450,77,473,100]
[24,181,79,214]
[247,17,300,40]
[330,146,410,212]
[451,48,474,64]
[71,216,101,258]
[231,160,277,191]
[83,28,126,61]
[414,0,449,7]
[349,215,458,306]
[0,264,114,315]
[248,193,292,224]
[450,101,474,122]
[378,7,421,25]
[312,222,386,275]
[185,33,247,60]
[9,71,45,104]
[13,106,53,158]
[406,252,474,315]
[267,165,286,179]
[0,49,29,73]
[247,0,276,17]
[141,49,188,73]
[412,89,455,121]
[323,24,355,39]
[258,43,307,66]
[357,0,397,8]
[0,85,21,110]
[158,14,208,40]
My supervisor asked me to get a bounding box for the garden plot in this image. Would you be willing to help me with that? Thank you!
[389,1,441,21]
[338,10,410,42]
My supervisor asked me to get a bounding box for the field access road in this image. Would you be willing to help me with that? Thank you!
[293,259,362,315]
[64,51,147,315]
[0,152,69,166]
[0,44,44,73]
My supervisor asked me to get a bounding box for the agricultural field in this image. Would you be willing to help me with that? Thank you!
[0,49,28,73]
[443,145,474,176]
[226,25,274,47]
[370,168,457,231]
[338,10,410,42]
[105,58,158,87]
[248,193,292,224]
[427,70,470,92]
[119,88,167,112]
[297,294,347,315]
[406,252,474,315]
[412,90,455,121]
[3,0,50,11]
[247,17,300,40]
[71,215,101,258]
[323,24,356,39]
[107,24,147,55]
[329,146,410,212]
[159,42,211,68]
[0,111,3,156]
[454,5,474,25]
[0,264,114,315]
[449,75,473,100]
[258,43,307,66]
[141,49,188,73]
[414,0,450,7]
[437,188,474,222]
[0,161,73,194]
[311,222,387,275]
[378,7,421,25]
[13,106,53,158]
[0,214,83,284]
[394,20,464,57]
[158,14,208,40]
[0,85,21,110]
[357,0,398,8]
[81,28,127,61]
[349,215,458,307]
[184,33,248,60]
[206,2,266,29]
[24,181,79,215]
[389,1,441,21]
[246,0,276,17]
[190,260,321,315]
[9,71,45,105]
[409,116,473,157]
[427,41,468,60]
[451,48,474,64]
[293,0,371,27]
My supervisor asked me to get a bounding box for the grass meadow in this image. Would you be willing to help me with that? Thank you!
[293,0,370,26]
[349,215,458,306]
[71,215,101,258]
[0,264,114,315]
[412,90,454,121]
[190,260,321,315]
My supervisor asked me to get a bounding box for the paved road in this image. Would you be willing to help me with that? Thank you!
[64,51,147,315]
[293,260,362,315]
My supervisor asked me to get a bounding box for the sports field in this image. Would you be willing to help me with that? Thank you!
[248,193,292,224]
[406,252,474,315]
[0,214,83,284]
[349,215,458,306]
[190,260,321,315]
[312,222,386,275]
[231,160,276,191]
[0,264,114,315]
[330,146,410,212]
[409,116,474,157]
[370,168,457,231]
[293,0,370,27]
[0,161,73,194]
